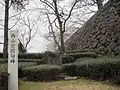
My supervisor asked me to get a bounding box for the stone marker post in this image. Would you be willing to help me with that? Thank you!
[8,30,18,90]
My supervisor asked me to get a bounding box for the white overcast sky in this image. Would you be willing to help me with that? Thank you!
[0,0,108,53]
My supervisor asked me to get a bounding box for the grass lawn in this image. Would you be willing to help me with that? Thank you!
[20,78,120,90]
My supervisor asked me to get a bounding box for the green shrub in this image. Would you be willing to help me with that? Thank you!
[22,65,62,81]
[63,57,120,84]
[0,59,7,64]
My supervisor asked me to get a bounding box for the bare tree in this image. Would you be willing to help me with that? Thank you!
[17,15,39,53]
[3,0,29,58]
[40,0,78,52]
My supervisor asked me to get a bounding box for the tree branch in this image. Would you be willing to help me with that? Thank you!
[40,0,55,12]
[46,13,61,50]
[9,14,21,30]
[63,0,78,33]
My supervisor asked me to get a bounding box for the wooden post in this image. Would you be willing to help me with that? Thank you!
[8,30,18,90]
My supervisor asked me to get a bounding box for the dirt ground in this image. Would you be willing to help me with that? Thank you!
[20,79,120,90]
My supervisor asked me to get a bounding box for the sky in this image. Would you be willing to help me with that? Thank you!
[0,0,108,53]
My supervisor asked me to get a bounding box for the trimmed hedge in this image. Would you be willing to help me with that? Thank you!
[0,62,38,78]
[18,62,38,78]
[63,57,120,84]
[0,53,43,59]
[18,53,43,59]
[62,52,97,59]
[60,52,97,64]
[22,65,62,81]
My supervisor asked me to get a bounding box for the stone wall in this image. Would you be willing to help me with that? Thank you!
[66,0,120,55]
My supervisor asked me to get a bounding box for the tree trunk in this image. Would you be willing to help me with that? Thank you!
[96,0,103,10]
[53,0,65,53]
[3,0,9,58]
[60,31,65,52]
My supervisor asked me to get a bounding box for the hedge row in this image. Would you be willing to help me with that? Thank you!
[61,52,97,64]
[0,53,43,59]
[22,65,62,81]
[0,59,42,64]
[63,57,120,84]
[62,52,97,59]
[0,63,62,81]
